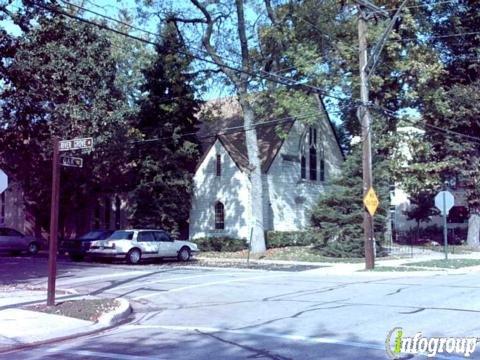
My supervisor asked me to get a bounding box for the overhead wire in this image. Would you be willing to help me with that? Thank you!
[37,0,346,103]
[371,104,480,145]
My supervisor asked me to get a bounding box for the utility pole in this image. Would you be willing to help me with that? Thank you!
[47,137,60,306]
[357,7,375,270]
[355,0,406,270]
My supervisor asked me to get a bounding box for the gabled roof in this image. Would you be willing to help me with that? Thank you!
[196,96,342,173]
[197,98,294,173]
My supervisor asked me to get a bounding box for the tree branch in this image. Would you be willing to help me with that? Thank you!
[235,0,250,79]
[185,0,240,84]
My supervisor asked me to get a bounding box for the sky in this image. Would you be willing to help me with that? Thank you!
[0,0,355,124]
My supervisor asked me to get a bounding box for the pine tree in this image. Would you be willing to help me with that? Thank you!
[0,14,132,235]
[310,145,389,258]
[129,23,201,237]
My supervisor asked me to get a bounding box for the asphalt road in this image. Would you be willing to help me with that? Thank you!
[1,255,480,359]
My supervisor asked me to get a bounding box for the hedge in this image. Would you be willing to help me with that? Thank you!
[194,236,248,252]
[266,231,321,249]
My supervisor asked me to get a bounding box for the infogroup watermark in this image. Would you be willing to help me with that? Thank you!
[386,327,479,358]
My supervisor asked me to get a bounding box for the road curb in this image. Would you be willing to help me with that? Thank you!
[98,298,131,326]
[0,298,132,355]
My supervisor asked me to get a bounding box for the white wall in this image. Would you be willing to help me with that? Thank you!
[265,119,343,231]
[189,139,251,240]
[392,187,468,231]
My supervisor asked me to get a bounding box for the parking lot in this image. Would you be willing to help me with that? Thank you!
[2,255,480,359]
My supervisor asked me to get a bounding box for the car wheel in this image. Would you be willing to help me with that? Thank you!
[28,242,39,255]
[177,247,191,262]
[127,248,141,265]
[69,254,84,262]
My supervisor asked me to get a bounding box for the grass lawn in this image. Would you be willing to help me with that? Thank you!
[405,258,480,269]
[199,246,365,263]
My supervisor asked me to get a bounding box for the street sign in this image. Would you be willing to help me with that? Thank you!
[59,137,93,152]
[60,156,83,168]
[435,190,454,215]
[363,187,379,216]
[0,170,8,194]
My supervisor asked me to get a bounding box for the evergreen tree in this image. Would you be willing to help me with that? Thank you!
[0,13,132,235]
[129,23,200,236]
[310,145,389,258]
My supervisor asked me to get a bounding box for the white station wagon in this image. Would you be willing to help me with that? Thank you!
[88,229,199,264]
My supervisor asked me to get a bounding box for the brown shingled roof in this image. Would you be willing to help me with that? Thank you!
[197,97,295,173]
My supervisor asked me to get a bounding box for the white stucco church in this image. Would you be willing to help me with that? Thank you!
[189,96,344,240]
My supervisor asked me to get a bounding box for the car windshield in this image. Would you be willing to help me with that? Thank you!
[79,231,107,240]
[107,231,134,241]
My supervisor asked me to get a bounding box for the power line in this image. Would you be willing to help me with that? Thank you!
[401,30,480,42]
[3,0,355,108]
[371,104,480,144]
[372,0,457,14]
[38,0,349,103]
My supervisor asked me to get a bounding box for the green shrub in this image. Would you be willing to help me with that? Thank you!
[194,237,247,252]
[266,231,321,249]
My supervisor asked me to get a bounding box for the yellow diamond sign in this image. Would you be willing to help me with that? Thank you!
[363,187,379,216]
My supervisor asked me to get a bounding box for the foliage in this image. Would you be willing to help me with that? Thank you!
[266,231,321,249]
[128,23,200,236]
[404,191,439,227]
[0,14,132,233]
[310,145,389,258]
[194,237,247,252]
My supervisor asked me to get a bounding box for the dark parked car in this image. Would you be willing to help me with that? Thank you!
[0,227,43,255]
[61,230,113,261]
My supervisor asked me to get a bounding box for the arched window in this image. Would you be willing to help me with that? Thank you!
[301,155,306,179]
[309,146,317,181]
[216,154,221,176]
[215,202,225,230]
[320,158,325,182]
[115,196,121,229]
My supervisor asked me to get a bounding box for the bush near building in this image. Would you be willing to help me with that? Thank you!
[194,237,248,252]
[266,231,321,248]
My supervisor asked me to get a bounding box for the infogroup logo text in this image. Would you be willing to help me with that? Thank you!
[385,327,478,358]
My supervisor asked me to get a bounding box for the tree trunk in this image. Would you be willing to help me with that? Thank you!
[238,94,266,253]
[467,212,480,247]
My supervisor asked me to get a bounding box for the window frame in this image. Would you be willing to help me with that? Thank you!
[214,201,225,230]
[154,231,173,242]
[137,231,156,242]
[216,154,222,177]
[320,158,325,182]
[309,146,317,181]
[300,155,306,179]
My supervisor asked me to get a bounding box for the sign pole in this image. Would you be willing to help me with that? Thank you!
[443,188,448,261]
[358,7,375,270]
[47,137,60,306]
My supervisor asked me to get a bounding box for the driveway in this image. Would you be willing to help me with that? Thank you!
[1,255,480,359]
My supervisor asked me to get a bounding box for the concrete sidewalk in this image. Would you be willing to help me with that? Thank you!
[197,250,480,275]
[0,290,131,353]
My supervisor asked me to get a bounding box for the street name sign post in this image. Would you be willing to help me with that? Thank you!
[435,189,454,261]
[59,137,93,152]
[363,187,379,268]
[0,169,8,194]
[60,156,83,168]
[48,137,93,306]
